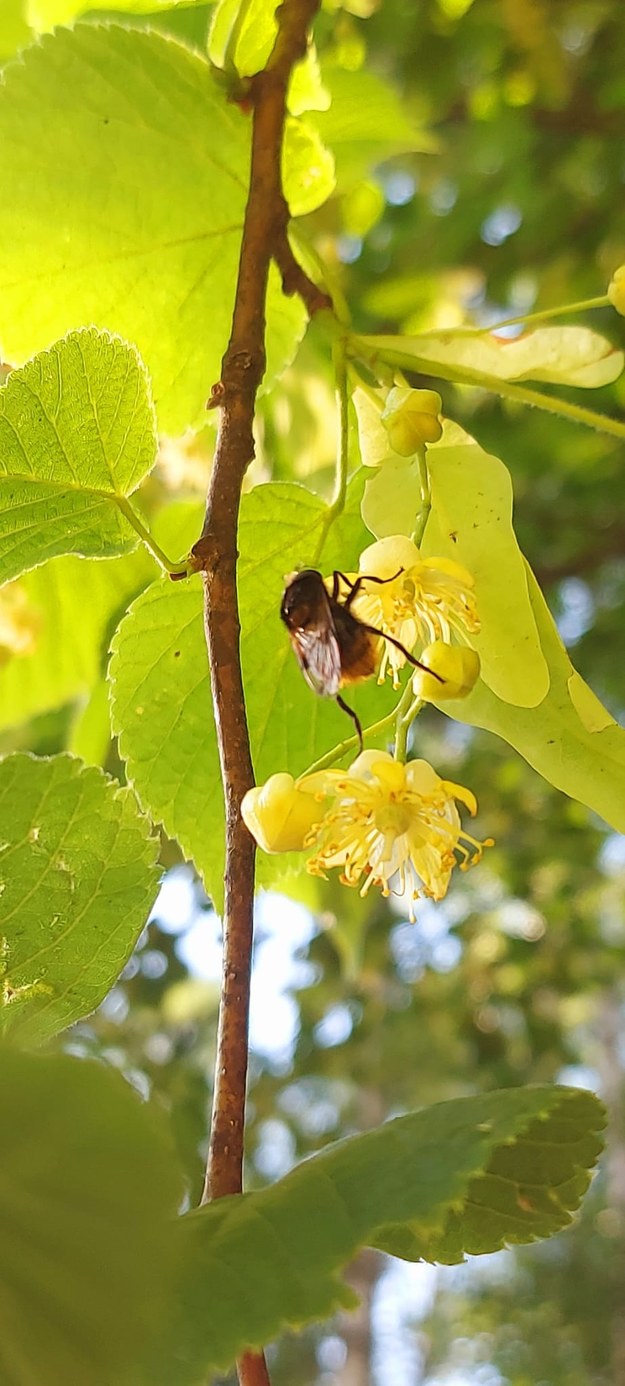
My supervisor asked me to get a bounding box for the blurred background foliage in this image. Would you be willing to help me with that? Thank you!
[2,0,625,1382]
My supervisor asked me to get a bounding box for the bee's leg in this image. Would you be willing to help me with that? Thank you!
[336,695,364,752]
[334,570,404,611]
[358,622,445,684]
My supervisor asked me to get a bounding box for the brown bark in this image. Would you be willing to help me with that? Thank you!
[189,4,330,1382]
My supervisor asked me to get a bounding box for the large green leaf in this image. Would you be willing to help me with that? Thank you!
[29,0,205,24]
[0,549,152,734]
[0,1044,181,1386]
[109,476,395,906]
[0,24,307,434]
[435,565,625,834]
[0,753,160,1044]
[0,0,30,59]
[156,1085,604,1381]
[0,329,157,584]
[308,63,436,191]
[422,422,549,707]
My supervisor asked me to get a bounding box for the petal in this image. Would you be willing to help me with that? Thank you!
[359,535,421,578]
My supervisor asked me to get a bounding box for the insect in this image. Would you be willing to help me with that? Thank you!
[280,568,443,749]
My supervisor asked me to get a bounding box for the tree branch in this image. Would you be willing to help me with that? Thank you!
[189,3,324,1382]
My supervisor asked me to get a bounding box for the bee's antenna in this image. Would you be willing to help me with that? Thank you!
[336,695,364,753]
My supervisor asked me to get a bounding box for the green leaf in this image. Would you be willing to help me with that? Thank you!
[0,549,152,734]
[156,1085,604,1380]
[0,24,306,434]
[109,476,396,907]
[29,0,207,28]
[356,323,623,390]
[361,456,423,537]
[208,0,278,76]
[0,329,157,584]
[0,753,160,1044]
[0,1043,182,1386]
[309,64,436,190]
[67,678,115,765]
[0,0,31,60]
[423,422,549,707]
[282,116,336,217]
[435,565,625,835]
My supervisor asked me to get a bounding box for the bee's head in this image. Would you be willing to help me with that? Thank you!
[280,569,324,625]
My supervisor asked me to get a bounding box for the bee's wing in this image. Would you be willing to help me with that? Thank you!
[289,599,342,698]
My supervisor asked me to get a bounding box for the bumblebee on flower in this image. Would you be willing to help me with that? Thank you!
[244,527,490,919]
[350,535,480,688]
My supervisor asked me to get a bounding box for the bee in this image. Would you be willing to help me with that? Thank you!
[280,568,442,749]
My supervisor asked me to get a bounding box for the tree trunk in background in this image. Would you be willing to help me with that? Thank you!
[336,1250,384,1386]
[595,986,625,1386]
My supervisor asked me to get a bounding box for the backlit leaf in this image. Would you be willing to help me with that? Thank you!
[156,1085,604,1380]
[436,566,625,834]
[0,329,157,583]
[0,25,307,434]
[0,753,160,1044]
[423,422,550,707]
[109,477,395,907]
[0,1044,181,1385]
[0,549,152,734]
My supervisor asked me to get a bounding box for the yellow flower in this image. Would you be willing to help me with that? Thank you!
[352,535,480,686]
[241,773,326,854]
[301,751,490,921]
[0,583,40,667]
[608,265,625,316]
[381,386,443,454]
[412,640,480,701]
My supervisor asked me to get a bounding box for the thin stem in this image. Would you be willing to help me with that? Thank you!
[301,699,402,777]
[223,0,254,74]
[312,337,350,562]
[115,496,188,576]
[401,693,425,727]
[188,5,323,1385]
[393,680,418,762]
[411,448,430,547]
[472,294,611,335]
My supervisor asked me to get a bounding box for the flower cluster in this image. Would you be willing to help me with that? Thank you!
[244,527,489,917]
[242,752,491,921]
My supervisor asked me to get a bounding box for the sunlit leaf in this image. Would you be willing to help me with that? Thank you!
[357,324,623,389]
[155,1086,604,1381]
[282,116,336,216]
[436,566,625,834]
[0,549,152,735]
[361,456,423,537]
[0,1044,181,1385]
[0,25,307,434]
[109,476,395,907]
[29,0,207,28]
[0,329,157,583]
[309,64,436,189]
[0,0,30,59]
[0,753,160,1044]
[208,0,278,76]
[423,422,549,707]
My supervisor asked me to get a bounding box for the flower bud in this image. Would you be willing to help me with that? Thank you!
[608,266,625,316]
[413,641,480,701]
[381,387,443,455]
[241,773,324,854]
[609,267,625,317]
[359,534,421,579]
